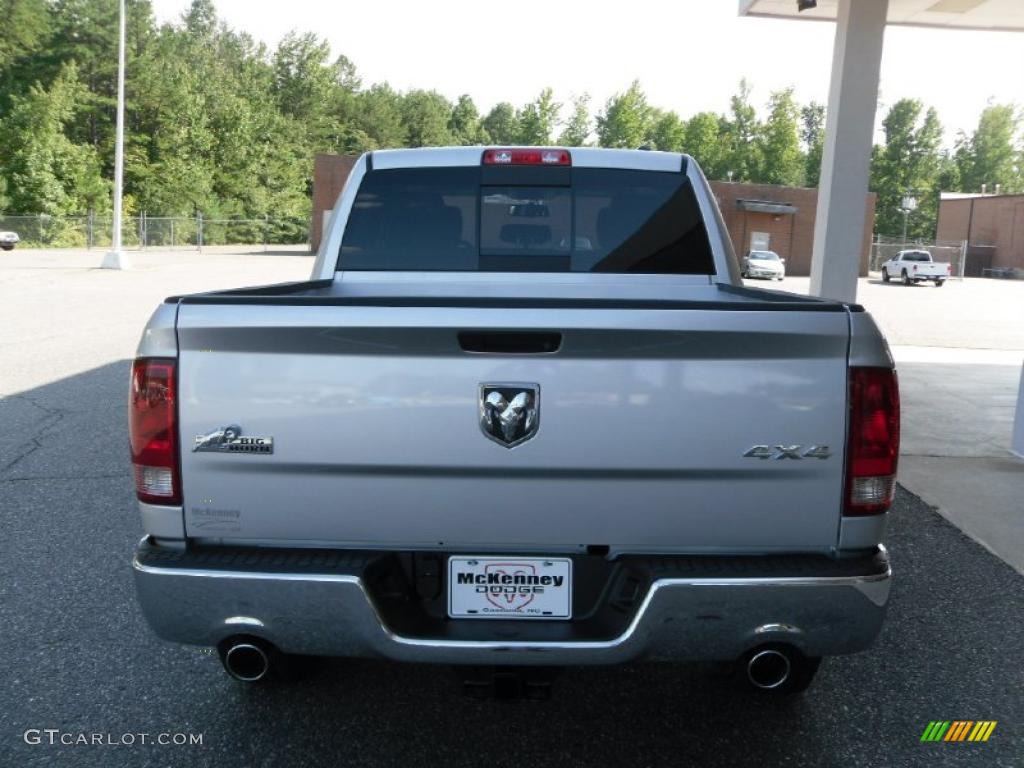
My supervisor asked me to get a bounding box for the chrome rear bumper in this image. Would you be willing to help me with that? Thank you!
[133,539,891,665]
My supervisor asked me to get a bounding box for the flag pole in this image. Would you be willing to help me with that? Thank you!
[102,0,130,269]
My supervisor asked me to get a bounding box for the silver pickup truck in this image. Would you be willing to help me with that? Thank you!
[131,147,898,695]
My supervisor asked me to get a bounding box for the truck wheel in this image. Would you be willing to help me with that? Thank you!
[902,270,912,286]
[935,279,945,287]
[0,244,13,251]
[737,645,821,696]
[881,268,889,283]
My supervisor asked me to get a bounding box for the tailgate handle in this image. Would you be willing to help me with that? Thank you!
[458,331,562,354]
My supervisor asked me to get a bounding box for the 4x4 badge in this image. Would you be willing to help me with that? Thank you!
[743,445,831,460]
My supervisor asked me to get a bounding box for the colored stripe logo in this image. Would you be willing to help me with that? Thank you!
[921,721,997,742]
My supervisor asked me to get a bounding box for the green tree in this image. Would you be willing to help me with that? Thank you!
[0,0,53,127]
[482,102,519,144]
[34,0,155,156]
[350,83,407,148]
[449,94,488,145]
[558,94,591,147]
[908,106,945,237]
[955,104,1021,194]
[721,78,761,182]
[129,26,216,214]
[0,63,107,215]
[182,0,216,38]
[273,33,343,123]
[0,0,51,73]
[516,88,560,145]
[648,109,686,152]
[683,112,728,179]
[870,99,945,238]
[402,90,454,147]
[801,102,826,187]
[935,150,961,203]
[757,88,804,186]
[596,80,652,149]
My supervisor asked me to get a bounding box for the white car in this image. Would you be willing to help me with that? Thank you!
[742,250,785,281]
[0,231,19,251]
[880,250,950,287]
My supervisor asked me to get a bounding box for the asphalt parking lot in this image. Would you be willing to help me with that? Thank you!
[2,250,1022,766]
[745,273,1024,350]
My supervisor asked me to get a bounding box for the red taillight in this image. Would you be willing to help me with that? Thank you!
[482,148,571,166]
[129,358,181,505]
[947,264,952,274]
[845,367,900,515]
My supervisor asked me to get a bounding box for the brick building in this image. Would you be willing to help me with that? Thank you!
[710,180,875,277]
[311,154,876,276]
[936,192,1024,275]
[310,153,358,255]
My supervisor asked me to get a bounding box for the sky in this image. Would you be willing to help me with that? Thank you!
[150,0,1024,148]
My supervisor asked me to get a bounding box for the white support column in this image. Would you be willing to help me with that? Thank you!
[1012,362,1024,460]
[810,0,888,303]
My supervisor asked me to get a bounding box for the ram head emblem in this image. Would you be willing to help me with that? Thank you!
[479,384,540,448]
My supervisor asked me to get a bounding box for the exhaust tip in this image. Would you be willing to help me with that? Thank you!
[222,642,270,682]
[746,648,792,690]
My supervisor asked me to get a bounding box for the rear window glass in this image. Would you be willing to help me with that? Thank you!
[338,166,715,274]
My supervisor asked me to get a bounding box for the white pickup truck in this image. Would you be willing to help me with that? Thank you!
[881,249,951,286]
[130,147,898,696]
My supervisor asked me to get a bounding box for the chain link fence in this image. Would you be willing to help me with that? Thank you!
[869,236,967,280]
[0,213,310,250]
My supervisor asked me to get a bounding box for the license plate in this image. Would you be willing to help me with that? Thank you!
[448,557,572,620]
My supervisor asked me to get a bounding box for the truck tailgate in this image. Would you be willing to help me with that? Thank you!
[176,302,851,553]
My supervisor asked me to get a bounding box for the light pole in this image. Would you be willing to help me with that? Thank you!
[101,0,130,270]
[900,193,917,245]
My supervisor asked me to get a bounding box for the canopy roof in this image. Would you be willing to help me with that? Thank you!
[736,199,798,215]
[739,0,1024,32]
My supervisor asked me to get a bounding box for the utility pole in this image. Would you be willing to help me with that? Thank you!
[101,0,130,270]
[900,193,917,245]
